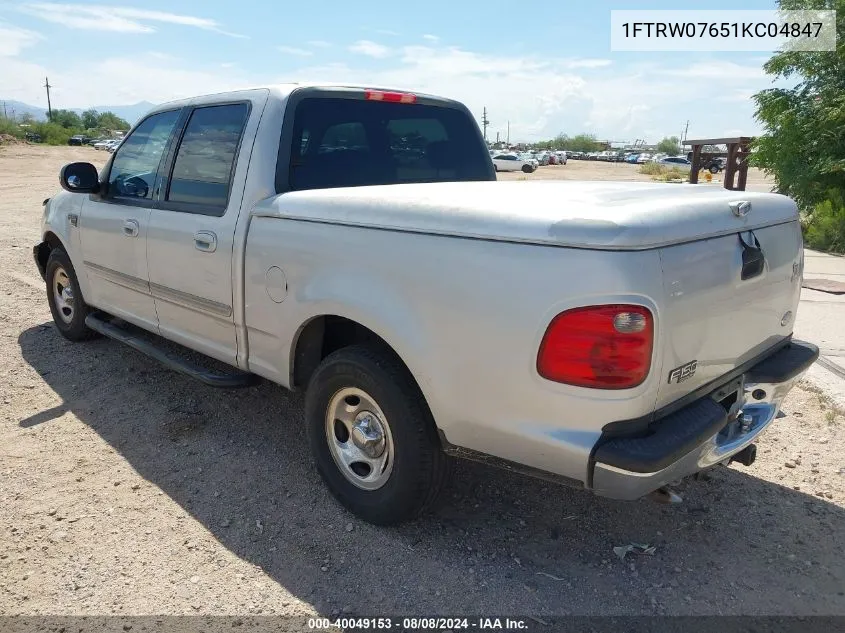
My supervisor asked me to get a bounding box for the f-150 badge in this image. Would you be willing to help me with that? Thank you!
[668,360,698,384]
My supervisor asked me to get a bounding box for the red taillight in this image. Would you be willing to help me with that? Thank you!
[537,305,653,389]
[364,89,417,104]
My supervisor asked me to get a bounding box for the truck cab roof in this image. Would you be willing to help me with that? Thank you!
[144,83,463,118]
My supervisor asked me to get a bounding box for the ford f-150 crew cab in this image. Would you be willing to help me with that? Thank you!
[34,83,818,525]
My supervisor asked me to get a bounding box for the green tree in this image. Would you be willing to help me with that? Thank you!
[566,133,602,153]
[656,136,680,155]
[96,111,130,130]
[30,121,75,144]
[51,109,83,129]
[752,0,845,212]
[82,108,99,129]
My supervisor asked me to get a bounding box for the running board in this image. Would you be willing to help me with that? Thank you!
[84,313,259,389]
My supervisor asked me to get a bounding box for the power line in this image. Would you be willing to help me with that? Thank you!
[44,76,53,121]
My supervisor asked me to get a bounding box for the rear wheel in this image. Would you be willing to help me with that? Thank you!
[45,247,97,341]
[305,344,450,525]
[522,164,533,174]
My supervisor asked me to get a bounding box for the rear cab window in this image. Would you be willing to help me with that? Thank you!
[286,94,493,191]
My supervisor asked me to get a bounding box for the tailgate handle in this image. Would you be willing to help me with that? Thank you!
[739,231,765,280]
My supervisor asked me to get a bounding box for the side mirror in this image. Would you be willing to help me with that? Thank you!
[60,162,100,194]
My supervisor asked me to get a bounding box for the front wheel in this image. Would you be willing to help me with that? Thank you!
[45,247,97,341]
[304,344,450,525]
[709,165,719,174]
[522,164,533,174]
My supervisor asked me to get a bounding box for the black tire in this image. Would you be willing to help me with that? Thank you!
[305,344,451,525]
[709,165,719,174]
[45,247,97,342]
[522,164,533,174]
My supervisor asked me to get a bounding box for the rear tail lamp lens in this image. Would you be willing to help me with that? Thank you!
[537,304,654,389]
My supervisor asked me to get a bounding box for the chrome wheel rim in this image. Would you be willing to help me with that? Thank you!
[52,266,75,324]
[325,387,394,491]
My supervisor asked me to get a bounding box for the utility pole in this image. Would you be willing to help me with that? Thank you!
[2,101,6,119]
[496,131,499,144]
[481,107,490,142]
[44,76,53,121]
[506,120,510,146]
[681,120,689,149]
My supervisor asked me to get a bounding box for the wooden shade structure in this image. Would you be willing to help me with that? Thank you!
[684,137,753,190]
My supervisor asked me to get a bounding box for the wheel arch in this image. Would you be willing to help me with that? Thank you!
[34,231,66,280]
[291,314,414,387]
[289,314,440,437]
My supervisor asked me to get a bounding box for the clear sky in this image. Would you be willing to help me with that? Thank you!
[0,0,788,143]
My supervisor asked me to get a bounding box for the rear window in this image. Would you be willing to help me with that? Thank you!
[288,97,492,191]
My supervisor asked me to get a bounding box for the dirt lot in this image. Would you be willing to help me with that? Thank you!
[496,159,776,190]
[1,145,843,620]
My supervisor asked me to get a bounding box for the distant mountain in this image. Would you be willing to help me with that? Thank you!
[0,99,156,125]
[1,100,47,121]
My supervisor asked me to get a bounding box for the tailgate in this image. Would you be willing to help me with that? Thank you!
[655,219,804,409]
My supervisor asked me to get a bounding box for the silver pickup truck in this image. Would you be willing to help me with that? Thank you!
[34,83,818,525]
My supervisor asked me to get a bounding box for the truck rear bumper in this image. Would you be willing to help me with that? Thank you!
[590,339,819,501]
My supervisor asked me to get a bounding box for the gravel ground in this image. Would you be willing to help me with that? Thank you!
[1,145,844,620]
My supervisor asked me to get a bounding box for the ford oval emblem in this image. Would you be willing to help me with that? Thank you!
[730,201,752,217]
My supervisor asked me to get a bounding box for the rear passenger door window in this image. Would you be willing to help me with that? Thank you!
[164,103,250,215]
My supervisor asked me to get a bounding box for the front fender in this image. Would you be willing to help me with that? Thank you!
[39,191,89,295]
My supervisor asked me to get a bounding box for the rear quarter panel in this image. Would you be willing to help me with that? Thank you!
[243,219,667,484]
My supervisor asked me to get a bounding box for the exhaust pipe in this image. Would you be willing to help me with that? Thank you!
[648,486,684,504]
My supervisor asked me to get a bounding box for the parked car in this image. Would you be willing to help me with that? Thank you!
[68,135,90,146]
[25,131,42,143]
[625,154,640,164]
[94,139,120,151]
[35,83,816,526]
[704,157,726,174]
[658,156,693,170]
[518,153,539,169]
[636,153,652,164]
[492,153,535,173]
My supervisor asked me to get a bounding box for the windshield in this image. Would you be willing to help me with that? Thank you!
[288,97,493,191]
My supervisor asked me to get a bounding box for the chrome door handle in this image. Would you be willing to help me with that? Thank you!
[122,219,139,237]
[194,231,217,253]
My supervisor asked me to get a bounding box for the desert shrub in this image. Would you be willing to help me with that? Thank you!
[0,118,25,139]
[640,163,688,181]
[804,190,845,253]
